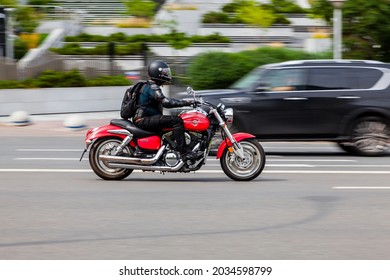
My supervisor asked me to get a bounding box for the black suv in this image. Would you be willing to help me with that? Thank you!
[181,60,390,156]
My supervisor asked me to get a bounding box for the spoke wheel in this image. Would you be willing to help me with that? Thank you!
[347,117,390,156]
[89,138,133,180]
[220,139,265,181]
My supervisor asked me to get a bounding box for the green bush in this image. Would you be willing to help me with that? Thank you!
[58,32,230,54]
[202,0,301,25]
[202,11,232,24]
[27,0,55,5]
[14,38,29,60]
[50,42,144,55]
[187,47,331,89]
[0,70,131,89]
[32,69,86,87]
[86,75,130,87]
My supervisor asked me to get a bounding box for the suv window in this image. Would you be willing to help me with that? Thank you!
[350,67,383,89]
[230,68,265,90]
[262,68,306,91]
[306,67,383,90]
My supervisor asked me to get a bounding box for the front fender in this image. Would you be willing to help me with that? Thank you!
[216,132,256,159]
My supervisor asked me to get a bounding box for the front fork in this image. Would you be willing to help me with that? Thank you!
[211,108,246,159]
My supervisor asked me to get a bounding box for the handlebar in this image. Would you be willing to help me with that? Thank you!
[187,86,217,109]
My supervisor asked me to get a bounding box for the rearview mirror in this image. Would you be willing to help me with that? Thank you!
[186,86,196,99]
[255,82,270,92]
[186,87,194,95]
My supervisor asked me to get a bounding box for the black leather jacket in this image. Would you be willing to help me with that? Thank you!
[134,81,190,119]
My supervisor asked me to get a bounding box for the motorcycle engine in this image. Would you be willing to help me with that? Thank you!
[164,150,180,167]
[162,131,204,167]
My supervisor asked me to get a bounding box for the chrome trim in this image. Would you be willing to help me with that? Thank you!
[283,97,308,100]
[107,129,132,136]
[221,97,251,103]
[99,145,166,165]
[108,161,185,172]
[336,96,361,99]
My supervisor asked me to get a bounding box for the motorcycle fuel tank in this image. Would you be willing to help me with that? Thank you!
[181,111,210,131]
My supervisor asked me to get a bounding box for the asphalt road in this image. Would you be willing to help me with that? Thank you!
[1,127,390,260]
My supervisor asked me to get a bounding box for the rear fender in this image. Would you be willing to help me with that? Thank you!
[85,124,128,142]
[80,124,131,162]
[216,132,256,159]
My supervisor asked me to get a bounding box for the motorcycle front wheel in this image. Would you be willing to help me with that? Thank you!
[220,139,266,181]
[89,137,133,180]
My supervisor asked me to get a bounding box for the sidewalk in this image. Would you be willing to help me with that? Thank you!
[0,111,120,137]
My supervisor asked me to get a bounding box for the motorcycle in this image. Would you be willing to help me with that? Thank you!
[80,87,266,181]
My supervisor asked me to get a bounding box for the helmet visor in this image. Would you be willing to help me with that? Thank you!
[161,67,172,80]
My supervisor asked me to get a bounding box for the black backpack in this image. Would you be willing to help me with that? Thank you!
[120,81,148,119]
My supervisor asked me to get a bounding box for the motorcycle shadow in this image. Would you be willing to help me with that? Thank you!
[118,177,285,183]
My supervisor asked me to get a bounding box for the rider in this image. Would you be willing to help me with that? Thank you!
[133,60,198,160]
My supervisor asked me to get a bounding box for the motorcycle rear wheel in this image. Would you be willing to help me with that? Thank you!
[220,139,265,181]
[89,137,133,180]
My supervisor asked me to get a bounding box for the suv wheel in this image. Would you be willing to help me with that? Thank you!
[344,117,390,156]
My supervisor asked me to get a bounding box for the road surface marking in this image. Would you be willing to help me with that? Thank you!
[14,158,84,161]
[333,186,390,189]
[17,149,83,152]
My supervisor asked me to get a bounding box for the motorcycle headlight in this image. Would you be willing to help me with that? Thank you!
[224,108,233,123]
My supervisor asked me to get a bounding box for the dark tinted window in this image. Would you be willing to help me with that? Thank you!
[349,68,383,89]
[306,67,383,90]
[262,68,306,91]
[230,67,265,90]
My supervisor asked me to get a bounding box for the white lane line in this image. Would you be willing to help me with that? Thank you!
[14,158,83,161]
[17,149,83,152]
[208,158,356,162]
[267,164,315,167]
[333,186,390,189]
[265,170,390,174]
[301,165,390,168]
[0,169,92,173]
[267,159,356,162]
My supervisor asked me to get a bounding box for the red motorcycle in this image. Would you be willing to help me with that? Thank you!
[80,87,266,181]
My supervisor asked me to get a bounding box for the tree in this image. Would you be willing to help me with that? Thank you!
[14,6,40,33]
[0,0,17,6]
[236,1,275,28]
[121,0,157,19]
[310,0,390,62]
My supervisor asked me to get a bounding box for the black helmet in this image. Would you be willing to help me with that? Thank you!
[147,60,172,84]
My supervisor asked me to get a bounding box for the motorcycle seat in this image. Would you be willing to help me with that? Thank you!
[110,119,155,138]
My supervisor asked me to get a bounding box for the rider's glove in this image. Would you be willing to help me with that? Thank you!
[183,100,200,107]
[189,100,201,107]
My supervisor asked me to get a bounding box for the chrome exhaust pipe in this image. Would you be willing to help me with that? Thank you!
[108,161,185,172]
[99,145,166,166]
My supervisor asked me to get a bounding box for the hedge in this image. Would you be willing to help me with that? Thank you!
[0,70,130,89]
[54,32,230,55]
[186,47,332,89]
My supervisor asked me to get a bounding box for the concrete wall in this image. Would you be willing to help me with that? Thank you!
[0,85,179,116]
[0,60,17,81]
[0,86,128,116]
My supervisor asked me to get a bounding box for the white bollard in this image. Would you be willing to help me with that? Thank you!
[9,111,32,126]
[63,114,87,130]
